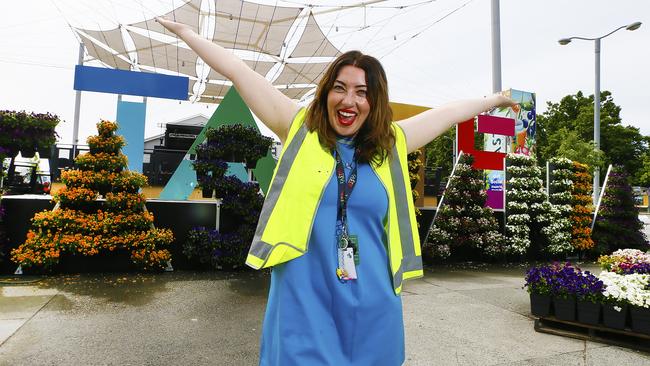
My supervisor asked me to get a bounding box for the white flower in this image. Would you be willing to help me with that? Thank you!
[599,271,650,307]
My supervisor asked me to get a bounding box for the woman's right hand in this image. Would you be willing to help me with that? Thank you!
[155,17,193,37]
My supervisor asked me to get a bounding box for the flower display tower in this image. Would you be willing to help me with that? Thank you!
[504,153,546,255]
[11,120,173,271]
[539,157,574,256]
[570,162,594,251]
[593,166,648,253]
[424,154,505,260]
[184,124,270,269]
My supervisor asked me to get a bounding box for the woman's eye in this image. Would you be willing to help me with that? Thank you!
[333,85,344,91]
[357,90,367,97]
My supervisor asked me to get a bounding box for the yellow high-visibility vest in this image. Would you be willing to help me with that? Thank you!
[246,108,423,295]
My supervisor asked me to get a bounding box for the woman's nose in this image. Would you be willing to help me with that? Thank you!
[341,91,356,105]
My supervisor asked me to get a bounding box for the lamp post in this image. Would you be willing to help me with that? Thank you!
[558,21,642,204]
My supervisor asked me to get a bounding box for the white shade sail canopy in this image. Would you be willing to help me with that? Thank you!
[73,0,341,103]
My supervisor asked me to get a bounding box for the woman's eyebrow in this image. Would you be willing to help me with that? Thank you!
[334,79,367,88]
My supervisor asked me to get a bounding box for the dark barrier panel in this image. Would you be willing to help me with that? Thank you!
[0,196,224,273]
[0,196,54,273]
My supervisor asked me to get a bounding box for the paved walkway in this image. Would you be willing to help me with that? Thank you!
[1,266,649,366]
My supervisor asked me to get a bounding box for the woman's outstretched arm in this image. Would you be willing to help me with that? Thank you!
[396,94,517,153]
[156,17,299,143]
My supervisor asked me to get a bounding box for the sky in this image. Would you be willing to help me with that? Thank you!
[1,0,649,146]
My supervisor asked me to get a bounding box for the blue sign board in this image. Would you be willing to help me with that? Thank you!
[74,65,188,100]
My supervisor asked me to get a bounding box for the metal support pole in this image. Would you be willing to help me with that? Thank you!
[490,0,502,93]
[593,39,601,205]
[72,43,85,158]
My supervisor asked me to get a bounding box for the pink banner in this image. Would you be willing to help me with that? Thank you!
[477,115,515,136]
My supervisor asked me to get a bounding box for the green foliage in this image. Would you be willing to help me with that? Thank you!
[537,91,649,184]
[592,166,648,254]
[550,129,605,171]
[407,150,423,226]
[424,129,454,183]
[636,152,650,187]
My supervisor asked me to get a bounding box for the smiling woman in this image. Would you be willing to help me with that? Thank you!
[156,16,515,366]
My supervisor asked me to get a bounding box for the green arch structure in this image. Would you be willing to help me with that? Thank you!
[158,87,276,200]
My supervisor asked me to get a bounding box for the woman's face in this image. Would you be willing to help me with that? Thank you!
[326,65,370,137]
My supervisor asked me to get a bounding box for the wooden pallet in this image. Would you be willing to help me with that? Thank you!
[534,316,650,352]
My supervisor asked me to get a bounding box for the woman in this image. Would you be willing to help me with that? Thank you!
[158,17,515,366]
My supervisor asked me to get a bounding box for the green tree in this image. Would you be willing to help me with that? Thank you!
[537,91,649,184]
[552,128,605,171]
[424,128,454,184]
[636,152,650,187]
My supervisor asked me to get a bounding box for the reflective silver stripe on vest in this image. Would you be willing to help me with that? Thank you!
[248,124,309,260]
[389,145,422,290]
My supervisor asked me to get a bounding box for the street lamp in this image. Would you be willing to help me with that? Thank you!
[559,21,642,203]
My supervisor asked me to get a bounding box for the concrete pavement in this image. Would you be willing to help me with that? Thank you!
[1,266,649,366]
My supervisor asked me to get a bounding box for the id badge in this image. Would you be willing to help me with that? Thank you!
[348,235,359,265]
[338,247,357,280]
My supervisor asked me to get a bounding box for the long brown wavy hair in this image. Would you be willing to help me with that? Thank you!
[306,50,394,165]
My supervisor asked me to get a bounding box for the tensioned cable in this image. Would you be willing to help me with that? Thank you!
[358,0,430,51]
[292,0,430,59]
[286,9,343,96]
[72,1,128,67]
[252,1,279,80]
[135,0,158,71]
[94,18,122,69]
[278,0,435,10]
[0,58,73,70]
[245,3,262,60]
[378,0,473,60]
[49,0,95,61]
[172,0,179,76]
[216,0,247,100]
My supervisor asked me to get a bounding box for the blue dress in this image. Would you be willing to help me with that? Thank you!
[259,137,405,366]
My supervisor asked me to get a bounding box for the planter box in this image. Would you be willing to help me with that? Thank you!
[602,304,628,330]
[554,297,576,321]
[202,187,214,199]
[577,300,601,325]
[530,293,552,317]
[57,250,135,273]
[630,306,650,335]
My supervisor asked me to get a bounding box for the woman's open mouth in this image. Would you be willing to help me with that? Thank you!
[337,109,357,126]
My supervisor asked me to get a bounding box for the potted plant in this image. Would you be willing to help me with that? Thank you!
[204,124,270,164]
[598,249,650,332]
[599,271,631,329]
[575,271,604,325]
[550,262,580,321]
[524,264,554,317]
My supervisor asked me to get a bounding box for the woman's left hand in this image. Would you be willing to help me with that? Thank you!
[491,93,518,109]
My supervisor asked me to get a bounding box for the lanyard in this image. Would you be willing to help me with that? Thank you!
[334,147,359,245]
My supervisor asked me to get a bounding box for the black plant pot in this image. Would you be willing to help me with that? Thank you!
[202,187,214,199]
[530,293,552,317]
[602,304,628,329]
[37,146,51,158]
[553,297,576,321]
[58,251,134,273]
[630,306,650,335]
[21,147,36,158]
[245,160,258,170]
[577,300,601,325]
